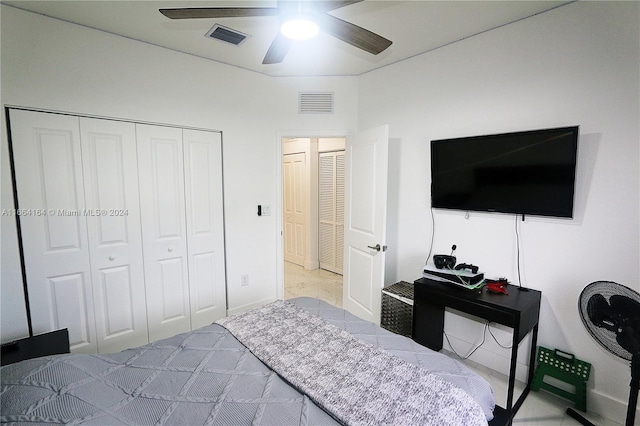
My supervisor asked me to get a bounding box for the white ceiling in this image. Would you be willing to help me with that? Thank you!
[2,0,572,77]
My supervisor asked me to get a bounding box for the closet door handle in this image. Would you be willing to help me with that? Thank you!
[167,247,174,253]
[108,254,116,261]
[367,244,387,252]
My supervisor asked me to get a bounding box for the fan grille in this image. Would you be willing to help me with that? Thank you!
[579,281,640,361]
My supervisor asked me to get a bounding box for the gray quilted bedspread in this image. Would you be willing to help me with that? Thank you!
[0,297,494,425]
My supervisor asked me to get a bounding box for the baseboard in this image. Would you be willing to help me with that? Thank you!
[587,388,639,426]
[442,334,531,383]
[226,296,277,316]
[304,260,319,270]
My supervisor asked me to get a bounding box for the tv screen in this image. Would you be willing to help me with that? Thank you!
[430,126,579,218]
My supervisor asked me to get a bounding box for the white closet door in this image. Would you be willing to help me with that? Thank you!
[335,152,345,273]
[80,117,148,352]
[319,151,345,274]
[183,129,226,328]
[319,153,336,271]
[137,124,190,342]
[10,110,97,353]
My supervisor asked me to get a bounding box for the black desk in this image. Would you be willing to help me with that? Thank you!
[412,277,541,425]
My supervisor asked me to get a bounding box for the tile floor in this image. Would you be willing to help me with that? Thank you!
[283,262,624,426]
[462,357,622,426]
[283,261,343,308]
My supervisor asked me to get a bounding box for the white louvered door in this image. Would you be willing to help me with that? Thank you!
[319,151,345,274]
[10,110,97,352]
[80,117,149,352]
[137,124,191,342]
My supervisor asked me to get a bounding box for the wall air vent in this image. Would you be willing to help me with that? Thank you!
[299,92,334,114]
[205,24,249,46]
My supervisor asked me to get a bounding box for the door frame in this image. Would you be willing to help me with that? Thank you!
[275,129,350,301]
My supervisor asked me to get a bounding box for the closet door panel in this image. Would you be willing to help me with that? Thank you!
[183,129,226,328]
[335,152,345,273]
[47,273,94,348]
[9,110,97,353]
[137,124,190,342]
[319,151,345,275]
[319,153,336,271]
[80,118,148,352]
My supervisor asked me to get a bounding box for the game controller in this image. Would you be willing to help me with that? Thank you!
[454,263,479,274]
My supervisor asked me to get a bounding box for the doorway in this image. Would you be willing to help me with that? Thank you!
[282,136,345,308]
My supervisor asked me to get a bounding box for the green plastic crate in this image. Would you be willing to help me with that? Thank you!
[531,346,592,412]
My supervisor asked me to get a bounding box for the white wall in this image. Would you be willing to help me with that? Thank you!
[0,5,358,339]
[2,2,639,423]
[358,1,639,423]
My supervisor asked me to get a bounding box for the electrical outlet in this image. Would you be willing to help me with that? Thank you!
[241,275,249,286]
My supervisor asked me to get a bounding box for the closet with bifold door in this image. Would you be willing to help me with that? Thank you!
[137,124,226,342]
[8,109,226,354]
[318,149,345,275]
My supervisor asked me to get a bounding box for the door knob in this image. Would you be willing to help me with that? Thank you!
[108,254,116,261]
[367,244,381,251]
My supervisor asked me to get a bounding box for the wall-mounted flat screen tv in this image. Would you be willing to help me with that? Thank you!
[430,126,579,218]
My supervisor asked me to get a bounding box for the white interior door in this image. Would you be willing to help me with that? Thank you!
[80,117,148,353]
[10,109,97,353]
[137,124,191,342]
[342,125,389,324]
[283,153,307,266]
[183,129,227,329]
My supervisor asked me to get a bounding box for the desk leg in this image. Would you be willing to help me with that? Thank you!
[412,300,445,351]
[528,324,539,386]
[507,324,539,425]
[507,330,518,413]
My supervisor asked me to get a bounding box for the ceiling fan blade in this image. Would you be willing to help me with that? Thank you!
[263,33,293,64]
[315,0,364,12]
[159,7,278,19]
[318,13,392,55]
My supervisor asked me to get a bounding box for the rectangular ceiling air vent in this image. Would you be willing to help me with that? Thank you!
[299,92,334,114]
[205,24,249,46]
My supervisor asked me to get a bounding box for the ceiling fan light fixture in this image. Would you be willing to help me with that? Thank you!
[280,18,319,41]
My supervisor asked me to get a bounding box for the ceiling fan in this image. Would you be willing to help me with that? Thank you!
[159,1,392,64]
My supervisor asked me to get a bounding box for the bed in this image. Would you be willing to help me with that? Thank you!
[1,297,495,425]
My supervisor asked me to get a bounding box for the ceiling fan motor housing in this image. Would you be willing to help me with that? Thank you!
[159,0,392,64]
